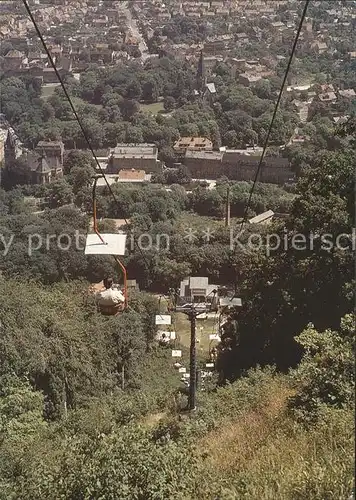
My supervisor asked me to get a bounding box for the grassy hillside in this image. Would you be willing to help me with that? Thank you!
[1,365,353,499]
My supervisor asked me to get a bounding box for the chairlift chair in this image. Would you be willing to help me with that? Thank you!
[85,174,128,316]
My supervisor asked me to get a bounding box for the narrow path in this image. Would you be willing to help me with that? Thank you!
[199,383,295,472]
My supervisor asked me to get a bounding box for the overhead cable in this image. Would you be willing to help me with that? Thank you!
[22,0,151,273]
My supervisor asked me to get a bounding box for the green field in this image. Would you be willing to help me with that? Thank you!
[176,212,243,231]
[140,102,165,114]
[41,88,103,112]
[41,84,60,99]
[176,213,223,230]
[174,312,219,352]
[157,295,220,354]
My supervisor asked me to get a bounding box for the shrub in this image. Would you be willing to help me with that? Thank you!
[288,315,355,423]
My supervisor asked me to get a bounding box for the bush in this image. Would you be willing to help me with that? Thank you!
[288,315,355,423]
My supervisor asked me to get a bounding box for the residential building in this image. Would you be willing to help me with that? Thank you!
[311,40,328,54]
[173,136,213,157]
[204,40,226,55]
[88,44,113,64]
[183,150,294,184]
[33,155,53,185]
[320,84,336,93]
[107,143,163,174]
[238,73,262,86]
[35,141,64,170]
[29,149,63,184]
[236,32,248,45]
[338,89,356,99]
[3,49,26,70]
[3,134,64,186]
[226,57,247,76]
[179,276,218,304]
[318,91,337,103]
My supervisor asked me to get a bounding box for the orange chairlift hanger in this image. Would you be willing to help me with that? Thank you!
[85,174,128,313]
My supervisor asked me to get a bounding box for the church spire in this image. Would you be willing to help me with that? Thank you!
[5,129,15,150]
[197,50,206,93]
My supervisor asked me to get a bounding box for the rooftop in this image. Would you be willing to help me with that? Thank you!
[339,89,356,98]
[174,137,213,149]
[185,150,222,160]
[239,73,262,82]
[111,143,157,156]
[36,141,64,148]
[5,49,25,58]
[319,91,337,101]
[36,156,51,174]
[96,174,151,186]
[249,210,275,224]
[189,276,209,289]
[206,82,216,94]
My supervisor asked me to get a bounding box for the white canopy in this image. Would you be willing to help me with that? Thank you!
[84,233,127,256]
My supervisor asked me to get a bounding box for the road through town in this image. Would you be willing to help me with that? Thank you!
[121,1,150,61]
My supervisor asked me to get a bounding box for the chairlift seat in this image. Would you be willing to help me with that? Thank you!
[86,176,129,315]
[97,303,124,316]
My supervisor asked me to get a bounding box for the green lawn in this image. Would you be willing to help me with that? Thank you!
[176,213,222,230]
[174,312,219,352]
[140,102,165,114]
[41,88,103,112]
[175,212,243,231]
[41,84,60,99]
